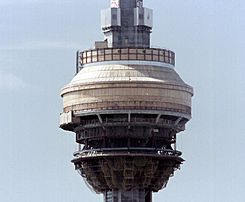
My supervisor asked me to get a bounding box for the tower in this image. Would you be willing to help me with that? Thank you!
[60,0,193,201]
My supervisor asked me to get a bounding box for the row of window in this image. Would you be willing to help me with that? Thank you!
[64,101,191,114]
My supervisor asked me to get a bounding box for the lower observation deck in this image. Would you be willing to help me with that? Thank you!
[72,147,183,193]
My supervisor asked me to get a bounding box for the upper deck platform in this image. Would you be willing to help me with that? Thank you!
[76,47,175,72]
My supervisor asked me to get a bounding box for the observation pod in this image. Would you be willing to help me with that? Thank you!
[60,1,193,202]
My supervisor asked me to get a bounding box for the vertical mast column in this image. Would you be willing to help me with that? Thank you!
[101,0,153,48]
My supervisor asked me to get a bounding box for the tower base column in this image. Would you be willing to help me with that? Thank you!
[104,189,152,202]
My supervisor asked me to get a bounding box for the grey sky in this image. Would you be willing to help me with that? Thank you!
[0,0,244,201]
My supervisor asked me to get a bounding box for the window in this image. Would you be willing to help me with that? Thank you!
[112,14,117,20]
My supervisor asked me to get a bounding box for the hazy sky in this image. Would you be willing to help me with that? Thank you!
[0,0,244,202]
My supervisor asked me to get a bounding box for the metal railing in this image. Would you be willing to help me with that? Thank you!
[80,117,176,126]
[76,47,175,72]
[73,147,182,158]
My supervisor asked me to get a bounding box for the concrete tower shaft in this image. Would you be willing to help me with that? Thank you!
[101,0,152,48]
[60,1,193,202]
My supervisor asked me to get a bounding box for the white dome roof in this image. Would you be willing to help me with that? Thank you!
[66,62,187,88]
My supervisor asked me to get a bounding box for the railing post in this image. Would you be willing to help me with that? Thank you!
[76,50,79,74]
